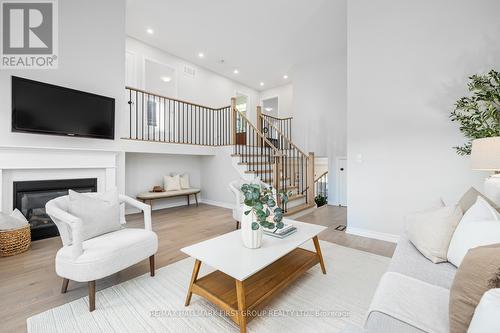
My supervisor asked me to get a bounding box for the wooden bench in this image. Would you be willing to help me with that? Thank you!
[136,188,200,209]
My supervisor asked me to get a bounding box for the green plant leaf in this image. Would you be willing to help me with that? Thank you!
[251,222,260,230]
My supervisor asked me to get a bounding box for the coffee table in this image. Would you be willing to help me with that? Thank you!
[181,219,327,333]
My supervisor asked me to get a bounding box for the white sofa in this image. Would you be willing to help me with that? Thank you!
[46,194,158,312]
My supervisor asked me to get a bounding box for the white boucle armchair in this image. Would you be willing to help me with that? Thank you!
[45,193,158,312]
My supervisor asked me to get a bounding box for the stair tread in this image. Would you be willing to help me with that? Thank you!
[245,170,273,174]
[284,203,315,216]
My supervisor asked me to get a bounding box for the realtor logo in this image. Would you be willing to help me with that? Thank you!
[1,0,58,68]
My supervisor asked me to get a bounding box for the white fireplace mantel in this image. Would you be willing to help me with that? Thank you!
[0,146,120,212]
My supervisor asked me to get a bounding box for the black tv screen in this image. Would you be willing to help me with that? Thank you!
[12,76,115,140]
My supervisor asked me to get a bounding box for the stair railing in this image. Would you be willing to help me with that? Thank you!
[125,86,232,146]
[257,107,292,143]
[258,109,314,206]
[231,98,295,208]
[314,171,328,199]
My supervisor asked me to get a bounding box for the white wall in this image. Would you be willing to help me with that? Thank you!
[126,37,259,120]
[0,0,126,150]
[200,146,241,208]
[347,0,500,241]
[0,0,127,194]
[125,152,202,212]
[259,84,293,118]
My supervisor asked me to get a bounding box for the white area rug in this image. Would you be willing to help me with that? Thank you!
[27,241,390,333]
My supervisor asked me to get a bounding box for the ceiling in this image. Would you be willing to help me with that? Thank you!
[126,0,346,91]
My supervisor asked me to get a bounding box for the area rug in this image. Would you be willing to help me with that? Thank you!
[27,241,390,333]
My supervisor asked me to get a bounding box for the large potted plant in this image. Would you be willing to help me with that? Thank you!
[450,70,500,155]
[240,184,289,249]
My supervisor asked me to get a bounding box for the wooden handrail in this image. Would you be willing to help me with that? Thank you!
[314,171,328,183]
[233,106,282,157]
[261,113,293,121]
[126,86,230,110]
[260,115,307,157]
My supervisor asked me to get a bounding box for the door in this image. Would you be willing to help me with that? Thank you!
[337,158,347,206]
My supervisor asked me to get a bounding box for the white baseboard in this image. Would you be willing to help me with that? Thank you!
[346,227,400,243]
[125,200,190,215]
[125,198,234,215]
[199,198,234,210]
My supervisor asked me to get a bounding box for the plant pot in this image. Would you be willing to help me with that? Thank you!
[240,208,263,249]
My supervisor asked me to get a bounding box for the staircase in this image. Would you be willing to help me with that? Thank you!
[230,98,316,217]
[123,88,316,217]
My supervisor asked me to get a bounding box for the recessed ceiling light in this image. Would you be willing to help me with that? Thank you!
[260,82,264,87]
[265,107,273,112]
[146,28,154,34]
[161,76,172,82]
[233,69,239,74]
[198,52,205,58]
[283,74,289,79]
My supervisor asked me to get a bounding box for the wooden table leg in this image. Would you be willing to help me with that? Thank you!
[313,236,327,274]
[195,193,199,207]
[187,195,190,206]
[185,259,201,306]
[235,280,247,333]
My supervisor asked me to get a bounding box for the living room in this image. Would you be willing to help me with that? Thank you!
[1,0,500,332]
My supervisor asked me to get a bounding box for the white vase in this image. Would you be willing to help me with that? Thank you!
[241,207,263,249]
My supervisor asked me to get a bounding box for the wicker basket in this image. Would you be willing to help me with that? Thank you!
[0,225,31,257]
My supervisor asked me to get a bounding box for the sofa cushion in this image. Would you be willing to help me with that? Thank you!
[448,196,500,267]
[467,288,500,333]
[406,205,462,263]
[449,244,500,333]
[388,236,456,289]
[457,187,499,213]
[56,228,158,282]
[68,189,122,242]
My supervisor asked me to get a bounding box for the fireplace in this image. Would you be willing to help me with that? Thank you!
[13,178,97,241]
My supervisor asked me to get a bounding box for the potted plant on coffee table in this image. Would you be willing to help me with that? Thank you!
[240,184,289,249]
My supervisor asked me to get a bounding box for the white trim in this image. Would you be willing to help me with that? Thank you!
[346,227,400,243]
[199,198,234,210]
[125,198,234,215]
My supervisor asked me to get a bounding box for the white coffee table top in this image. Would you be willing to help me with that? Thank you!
[181,219,327,281]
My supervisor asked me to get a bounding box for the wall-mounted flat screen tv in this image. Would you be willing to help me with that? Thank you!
[12,76,115,140]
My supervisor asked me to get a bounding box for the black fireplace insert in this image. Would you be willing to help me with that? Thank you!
[13,178,97,241]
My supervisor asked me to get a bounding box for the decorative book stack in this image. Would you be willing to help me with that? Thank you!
[263,223,297,239]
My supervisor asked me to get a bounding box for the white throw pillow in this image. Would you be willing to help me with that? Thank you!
[68,189,122,242]
[180,174,190,189]
[0,209,29,231]
[447,196,500,266]
[406,204,463,263]
[467,289,500,333]
[11,209,29,224]
[164,175,181,191]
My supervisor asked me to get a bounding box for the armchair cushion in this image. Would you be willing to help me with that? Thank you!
[68,189,122,242]
[56,228,158,282]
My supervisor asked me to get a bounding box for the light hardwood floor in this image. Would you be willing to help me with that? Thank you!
[0,203,395,332]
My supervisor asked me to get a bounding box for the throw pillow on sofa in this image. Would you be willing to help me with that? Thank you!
[447,196,500,266]
[457,187,499,214]
[406,203,463,263]
[467,288,500,333]
[68,189,122,242]
[164,175,181,191]
[449,244,500,333]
